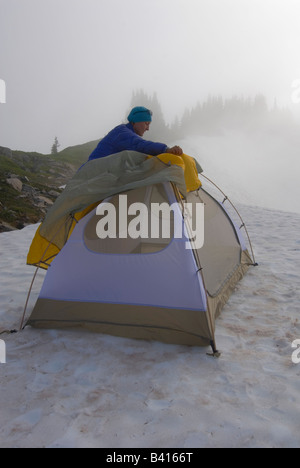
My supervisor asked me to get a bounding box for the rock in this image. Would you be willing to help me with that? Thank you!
[0,146,12,158]
[22,184,37,194]
[0,221,16,233]
[35,195,53,207]
[48,190,61,198]
[6,177,23,192]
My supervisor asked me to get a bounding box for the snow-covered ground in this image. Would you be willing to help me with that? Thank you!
[0,133,300,448]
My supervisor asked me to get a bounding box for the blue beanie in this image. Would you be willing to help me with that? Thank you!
[127,106,153,123]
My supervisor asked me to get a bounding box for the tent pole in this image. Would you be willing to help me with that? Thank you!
[208,340,221,358]
[20,215,75,331]
[200,173,258,266]
[19,266,39,330]
[171,183,220,356]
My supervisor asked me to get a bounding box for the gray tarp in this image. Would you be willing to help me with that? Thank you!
[40,151,201,249]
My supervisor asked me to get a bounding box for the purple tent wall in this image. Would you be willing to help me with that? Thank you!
[38,184,207,312]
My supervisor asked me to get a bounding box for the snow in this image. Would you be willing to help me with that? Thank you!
[1,133,300,448]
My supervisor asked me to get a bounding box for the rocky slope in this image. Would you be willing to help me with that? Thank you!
[0,140,99,232]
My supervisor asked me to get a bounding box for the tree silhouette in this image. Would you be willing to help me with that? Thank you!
[51,137,60,155]
[127,89,297,141]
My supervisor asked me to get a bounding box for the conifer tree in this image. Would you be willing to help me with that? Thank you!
[51,136,60,155]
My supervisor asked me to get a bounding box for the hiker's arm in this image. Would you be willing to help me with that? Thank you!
[165,145,183,156]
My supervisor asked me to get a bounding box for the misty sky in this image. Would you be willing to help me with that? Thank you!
[1,0,300,153]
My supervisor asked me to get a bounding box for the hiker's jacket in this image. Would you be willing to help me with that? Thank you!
[88,123,167,160]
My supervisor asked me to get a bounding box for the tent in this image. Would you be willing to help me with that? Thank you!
[25,151,255,354]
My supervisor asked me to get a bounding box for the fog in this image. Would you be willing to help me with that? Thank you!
[1,0,300,150]
[1,0,300,213]
[182,131,300,214]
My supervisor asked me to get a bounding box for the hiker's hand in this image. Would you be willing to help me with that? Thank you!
[166,146,183,156]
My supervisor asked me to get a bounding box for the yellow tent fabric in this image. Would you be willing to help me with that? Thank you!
[27,152,201,269]
[156,153,201,192]
[27,202,99,269]
[27,224,60,269]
